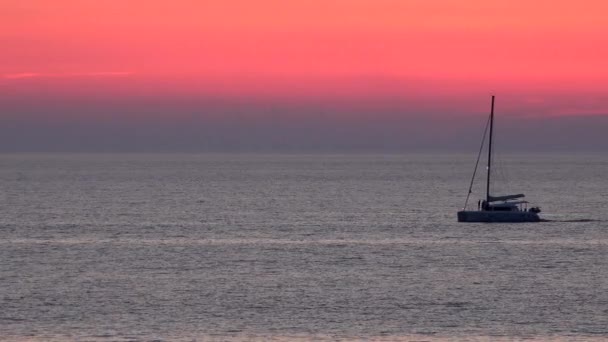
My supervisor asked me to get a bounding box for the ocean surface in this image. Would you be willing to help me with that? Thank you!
[1,153,607,342]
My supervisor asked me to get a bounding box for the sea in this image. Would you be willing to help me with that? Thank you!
[1,153,607,342]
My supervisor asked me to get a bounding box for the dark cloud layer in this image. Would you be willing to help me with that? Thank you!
[1,95,607,153]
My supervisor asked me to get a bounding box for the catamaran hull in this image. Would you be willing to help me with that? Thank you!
[457,210,540,223]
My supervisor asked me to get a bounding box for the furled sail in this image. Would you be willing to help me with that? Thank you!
[488,194,525,202]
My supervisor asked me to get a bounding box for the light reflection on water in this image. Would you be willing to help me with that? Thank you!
[1,154,607,341]
[3,237,608,246]
[4,334,608,342]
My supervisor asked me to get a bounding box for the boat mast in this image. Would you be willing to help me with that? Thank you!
[486,95,495,206]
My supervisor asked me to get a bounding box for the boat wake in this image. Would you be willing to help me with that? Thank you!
[540,218,603,223]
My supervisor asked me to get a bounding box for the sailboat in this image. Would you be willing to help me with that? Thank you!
[457,96,541,223]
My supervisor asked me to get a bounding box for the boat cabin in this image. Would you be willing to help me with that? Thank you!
[479,195,541,214]
[485,200,528,212]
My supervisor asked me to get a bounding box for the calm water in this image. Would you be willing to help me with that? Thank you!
[1,153,607,341]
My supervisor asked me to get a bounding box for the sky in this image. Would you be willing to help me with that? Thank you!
[1,0,608,152]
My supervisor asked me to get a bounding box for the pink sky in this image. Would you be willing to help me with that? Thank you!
[3,1,608,92]
[1,1,608,151]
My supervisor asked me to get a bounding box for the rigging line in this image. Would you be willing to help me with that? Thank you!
[463,113,491,210]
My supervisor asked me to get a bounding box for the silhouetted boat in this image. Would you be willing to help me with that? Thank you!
[457,96,541,222]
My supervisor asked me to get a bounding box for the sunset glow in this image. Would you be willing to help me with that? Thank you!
[2,0,608,151]
[4,1,608,90]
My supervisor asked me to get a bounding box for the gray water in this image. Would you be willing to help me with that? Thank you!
[1,153,607,341]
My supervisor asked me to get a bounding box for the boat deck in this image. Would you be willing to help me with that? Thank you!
[457,210,540,222]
